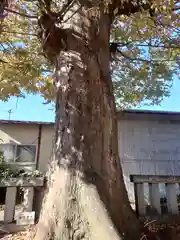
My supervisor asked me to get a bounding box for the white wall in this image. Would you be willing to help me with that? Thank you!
[0,123,54,172]
[119,119,180,175]
[38,125,54,172]
[1,116,180,205]
[118,119,180,205]
[0,124,39,170]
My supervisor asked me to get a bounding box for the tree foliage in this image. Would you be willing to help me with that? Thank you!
[0,1,179,239]
[0,0,179,107]
[0,1,54,101]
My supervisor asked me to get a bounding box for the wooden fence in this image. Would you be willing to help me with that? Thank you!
[0,177,44,225]
[130,175,180,216]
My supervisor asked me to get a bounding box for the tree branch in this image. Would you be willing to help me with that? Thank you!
[109,0,179,18]
[110,41,180,49]
[110,42,178,62]
[173,4,180,11]
[38,13,86,63]
[57,0,76,19]
[4,7,37,18]
[109,0,151,17]
[118,50,150,63]
[117,50,177,63]
[1,30,38,36]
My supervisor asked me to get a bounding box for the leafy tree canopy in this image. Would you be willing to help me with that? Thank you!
[0,0,179,108]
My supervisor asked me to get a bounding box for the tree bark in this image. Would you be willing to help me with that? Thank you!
[34,3,140,240]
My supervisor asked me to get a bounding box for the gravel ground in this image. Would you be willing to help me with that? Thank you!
[0,204,34,240]
[0,227,35,240]
[0,232,27,240]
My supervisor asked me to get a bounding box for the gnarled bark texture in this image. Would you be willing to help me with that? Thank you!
[34,1,142,240]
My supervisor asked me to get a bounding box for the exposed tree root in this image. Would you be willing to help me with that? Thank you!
[33,165,121,240]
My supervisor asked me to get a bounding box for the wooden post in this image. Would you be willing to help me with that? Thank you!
[33,186,45,222]
[23,187,34,212]
[149,183,161,214]
[4,187,17,222]
[166,183,179,214]
[134,183,145,216]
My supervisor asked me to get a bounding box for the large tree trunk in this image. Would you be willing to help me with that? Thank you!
[35,3,140,240]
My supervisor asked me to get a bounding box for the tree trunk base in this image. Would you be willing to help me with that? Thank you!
[34,165,121,240]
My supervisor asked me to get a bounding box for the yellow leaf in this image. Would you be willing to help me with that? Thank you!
[170,0,174,9]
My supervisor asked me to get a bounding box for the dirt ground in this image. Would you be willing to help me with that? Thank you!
[0,227,35,240]
[0,232,26,240]
[1,226,180,240]
[0,231,27,240]
[1,218,180,240]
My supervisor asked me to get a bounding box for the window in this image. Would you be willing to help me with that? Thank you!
[0,144,37,163]
[15,145,36,163]
[0,144,16,162]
